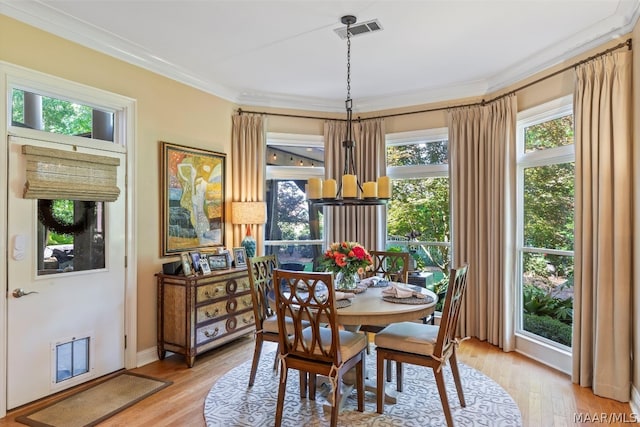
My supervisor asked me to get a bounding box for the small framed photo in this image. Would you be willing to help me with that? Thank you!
[233,247,247,268]
[180,252,193,276]
[190,252,201,269]
[199,257,211,274]
[208,254,228,270]
[217,249,232,269]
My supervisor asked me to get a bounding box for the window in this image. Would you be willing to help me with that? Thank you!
[11,89,115,142]
[386,129,451,297]
[265,133,324,270]
[516,96,574,372]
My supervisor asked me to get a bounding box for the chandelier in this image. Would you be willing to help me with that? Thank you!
[307,15,391,207]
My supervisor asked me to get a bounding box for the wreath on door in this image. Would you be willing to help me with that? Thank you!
[37,200,95,235]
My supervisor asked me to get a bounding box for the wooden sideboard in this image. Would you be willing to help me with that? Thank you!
[156,267,255,367]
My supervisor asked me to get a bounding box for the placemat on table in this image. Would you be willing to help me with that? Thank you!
[335,299,352,308]
[382,295,435,305]
[335,283,367,294]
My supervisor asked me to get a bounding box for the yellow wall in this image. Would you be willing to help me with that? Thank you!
[2,14,637,397]
[1,15,235,351]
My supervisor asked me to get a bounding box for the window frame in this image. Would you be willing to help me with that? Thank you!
[515,94,574,373]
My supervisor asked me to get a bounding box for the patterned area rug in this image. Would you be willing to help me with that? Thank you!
[204,350,522,426]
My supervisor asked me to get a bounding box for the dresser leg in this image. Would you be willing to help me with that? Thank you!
[187,355,195,368]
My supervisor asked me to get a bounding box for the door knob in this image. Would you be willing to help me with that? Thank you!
[12,288,38,298]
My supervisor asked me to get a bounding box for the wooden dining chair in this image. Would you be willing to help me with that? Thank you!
[366,250,410,283]
[246,255,281,386]
[361,251,410,358]
[374,264,469,427]
[272,269,367,427]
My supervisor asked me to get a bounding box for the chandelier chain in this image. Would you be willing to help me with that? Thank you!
[346,21,351,101]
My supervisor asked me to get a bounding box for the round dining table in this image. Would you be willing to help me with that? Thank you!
[336,285,437,329]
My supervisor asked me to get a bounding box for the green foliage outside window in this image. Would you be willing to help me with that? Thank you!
[12,89,93,136]
[46,200,75,245]
[520,114,575,346]
[523,116,575,277]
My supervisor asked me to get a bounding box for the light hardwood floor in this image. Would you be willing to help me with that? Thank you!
[1,336,635,426]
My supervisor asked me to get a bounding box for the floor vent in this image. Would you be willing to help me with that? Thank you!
[334,19,383,39]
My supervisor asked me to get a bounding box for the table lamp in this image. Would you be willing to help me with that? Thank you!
[231,201,267,258]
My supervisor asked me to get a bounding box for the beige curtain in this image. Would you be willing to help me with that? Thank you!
[324,118,385,250]
[572,51,632,402]
[231,114,266,254]
[448,95,516,350]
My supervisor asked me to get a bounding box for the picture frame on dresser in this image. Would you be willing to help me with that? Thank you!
[233,247,247,267]
[199,258,211,274]
[180,252,193,276]
[208,253,228,270]
[160,141,226,257]
[189,251,201,269]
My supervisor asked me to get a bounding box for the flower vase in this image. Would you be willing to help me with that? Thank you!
[335,271,359,290]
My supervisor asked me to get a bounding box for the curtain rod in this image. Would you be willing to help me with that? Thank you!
[238,38,631,121]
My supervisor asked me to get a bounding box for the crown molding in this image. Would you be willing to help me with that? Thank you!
[2,0,639,113]
[0,0,239,102]
[486,0,640,93]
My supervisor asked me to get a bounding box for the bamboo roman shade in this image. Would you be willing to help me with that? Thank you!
[22,145,121,202]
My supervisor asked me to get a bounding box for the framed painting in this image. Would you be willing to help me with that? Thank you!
[160,141,226,257]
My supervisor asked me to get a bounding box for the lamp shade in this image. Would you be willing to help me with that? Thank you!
[231,202,267,225]
[231,201,266,259]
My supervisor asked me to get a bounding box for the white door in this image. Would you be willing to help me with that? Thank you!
[6,137,126,409]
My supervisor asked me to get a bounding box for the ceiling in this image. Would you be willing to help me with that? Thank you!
[2,1,639,113]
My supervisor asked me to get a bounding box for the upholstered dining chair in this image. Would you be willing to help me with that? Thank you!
[272,269,367,427]
[361,251,411,359]
[374,264,469,427]
[246,255,281,386]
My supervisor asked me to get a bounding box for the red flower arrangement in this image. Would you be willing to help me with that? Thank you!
[319,241,373,279]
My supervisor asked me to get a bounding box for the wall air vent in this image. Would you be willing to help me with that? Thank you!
[334,19,383,39]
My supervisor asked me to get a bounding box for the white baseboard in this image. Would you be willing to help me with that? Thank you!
[631,384,640,416]
[136,346,161,368]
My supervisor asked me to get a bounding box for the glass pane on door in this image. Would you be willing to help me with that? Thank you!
[38,199,105,275]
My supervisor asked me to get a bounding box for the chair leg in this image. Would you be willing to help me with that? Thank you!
[434,368,455,427]
[396,361,403,392]
[385,360,392,382]
[365,332,371,354]
[376,350,385,414]
[275,367,288,427]
[356,357,365,412]
[450,351,466,407]
[309,373,317,400]
[330,374,341,427]
[272,343,279,371]
[248,335,264,387]
[299,371,307,398]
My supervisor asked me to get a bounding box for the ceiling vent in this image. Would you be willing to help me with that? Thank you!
[334,19,383,39]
